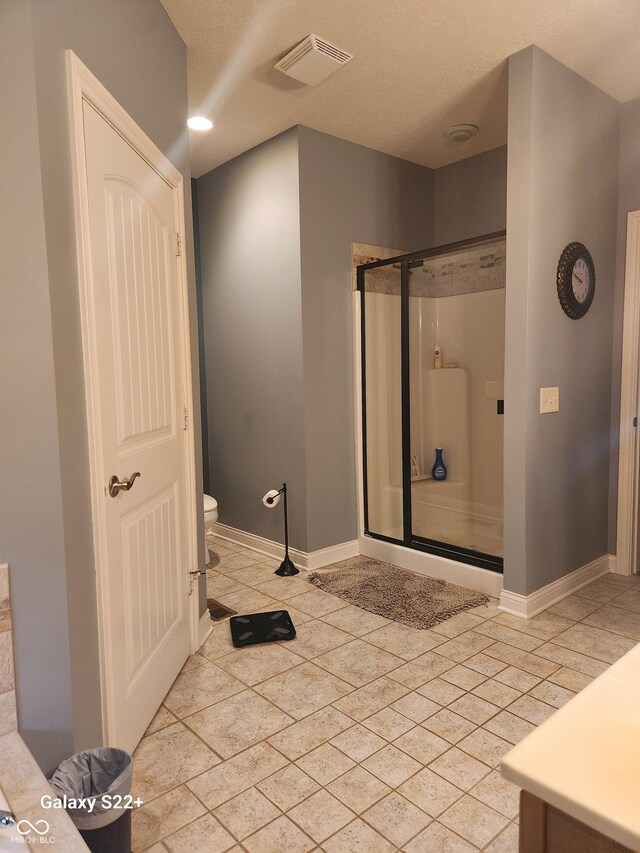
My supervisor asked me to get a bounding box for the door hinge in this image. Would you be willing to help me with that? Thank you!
[183,405,189,430]
[176,232,182,256]
[189,568,205,595]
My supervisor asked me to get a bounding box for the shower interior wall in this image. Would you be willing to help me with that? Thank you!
[411,289,505,516]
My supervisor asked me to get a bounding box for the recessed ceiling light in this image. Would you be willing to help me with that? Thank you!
[445,124,479,142]
[188,116,213,131]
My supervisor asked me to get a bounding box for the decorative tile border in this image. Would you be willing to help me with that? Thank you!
[413,239,505,298]
[0,564,17,735]
[351,242,407,291]
[353,238,506,298]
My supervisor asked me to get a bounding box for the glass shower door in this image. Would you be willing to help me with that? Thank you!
[408,239,505,566]
[360,262,405,541]
[359,232,505,573]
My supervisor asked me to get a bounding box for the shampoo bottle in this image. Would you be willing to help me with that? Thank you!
[432,448,447,481]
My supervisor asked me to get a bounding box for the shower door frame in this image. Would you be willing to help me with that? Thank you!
[357,230,506,574]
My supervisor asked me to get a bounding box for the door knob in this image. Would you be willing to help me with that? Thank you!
[108,472,141,497]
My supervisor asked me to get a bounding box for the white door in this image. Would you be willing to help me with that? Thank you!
[82,100,191,751]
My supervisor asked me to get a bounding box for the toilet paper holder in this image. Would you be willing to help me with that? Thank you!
[261,483,299,576]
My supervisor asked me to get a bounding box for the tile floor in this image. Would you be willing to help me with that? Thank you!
[131,541,640,852]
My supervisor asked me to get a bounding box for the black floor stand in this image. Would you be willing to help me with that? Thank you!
[273,483,299,576]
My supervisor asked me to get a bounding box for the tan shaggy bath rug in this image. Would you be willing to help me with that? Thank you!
[308,560,488,629]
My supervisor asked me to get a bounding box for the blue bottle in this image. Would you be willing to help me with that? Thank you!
[432,448,447,481]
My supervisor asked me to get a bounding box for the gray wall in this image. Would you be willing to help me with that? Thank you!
[608,97,640,553]
[197,127,435,553]
[1,0,201,772]
[297,127,435,551]
[193,180,211,497]
[0,0,74,772]
[197,129,309,550]
[434,146,508,245]
[505,46,619,595]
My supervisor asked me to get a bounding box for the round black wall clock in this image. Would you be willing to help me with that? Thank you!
[556,242,595,319]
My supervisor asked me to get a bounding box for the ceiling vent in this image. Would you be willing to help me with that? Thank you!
[275,35,353,86]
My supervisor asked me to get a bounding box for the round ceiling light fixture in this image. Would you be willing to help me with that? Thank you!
[445,124,479,142]
[187,116,213,131]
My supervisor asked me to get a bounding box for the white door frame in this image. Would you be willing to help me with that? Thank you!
[616,210,640,576]
[66,52,201,742]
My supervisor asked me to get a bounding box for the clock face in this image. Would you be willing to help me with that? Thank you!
[572,257,591,304]
[557,242,595,319]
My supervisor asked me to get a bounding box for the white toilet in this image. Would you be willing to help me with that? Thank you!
[203,494,218,555]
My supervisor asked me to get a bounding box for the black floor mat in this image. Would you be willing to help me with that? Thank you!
[230,610,296,647]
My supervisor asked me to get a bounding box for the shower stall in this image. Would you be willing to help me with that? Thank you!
[357,231,505,574]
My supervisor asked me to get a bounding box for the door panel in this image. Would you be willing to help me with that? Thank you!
[105,181,177,448]
[83,100,190,751]
[122,485,181,684]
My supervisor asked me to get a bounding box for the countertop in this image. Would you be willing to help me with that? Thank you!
[0,731,88,850]
[501,641,640,852]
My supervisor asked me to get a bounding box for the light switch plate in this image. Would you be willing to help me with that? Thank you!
[540,386,559,413]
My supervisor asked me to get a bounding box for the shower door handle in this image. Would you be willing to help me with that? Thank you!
[108,472,141,497]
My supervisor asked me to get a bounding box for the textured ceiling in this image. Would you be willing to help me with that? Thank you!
[161,0,640,177]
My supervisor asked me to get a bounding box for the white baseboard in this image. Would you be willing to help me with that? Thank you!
[306,540,360,570]
[198,609,213,647]
[211,522,359,570]
[212,522,294,561]
[499,554,612,619]
[359,535,503,598]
